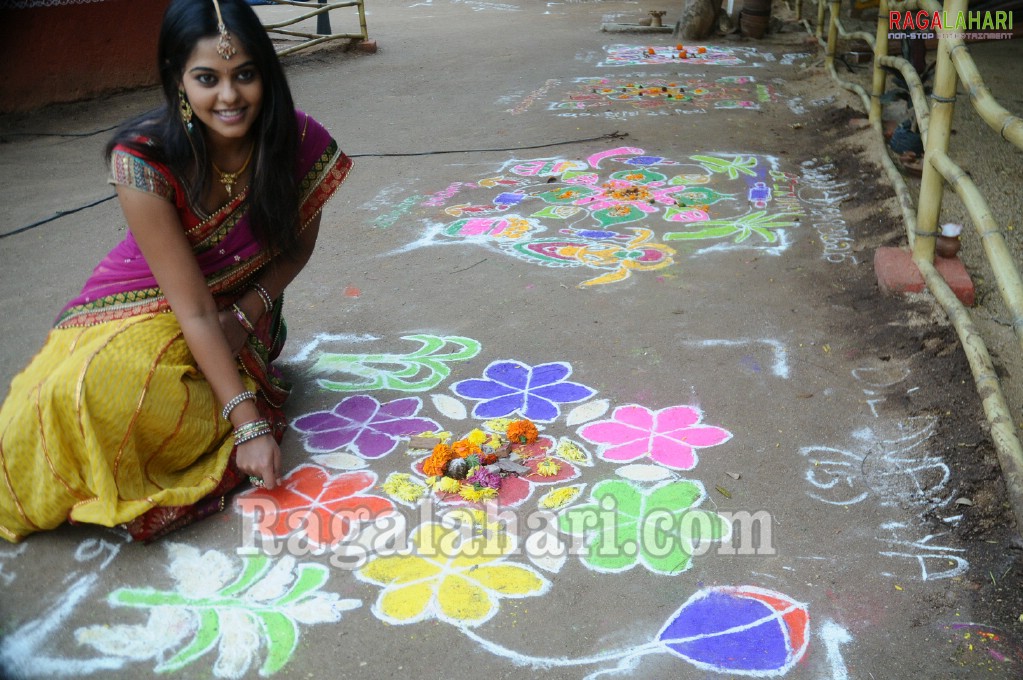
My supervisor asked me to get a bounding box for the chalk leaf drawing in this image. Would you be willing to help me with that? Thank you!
[664,210,801,244]
[237,466,395,551]
[75,543,359,678]
[558,478,731,574]
[356,522,550,627]
[578,404,732,470]
[452,360,596,422]
[692,154,759,179]
[291,395,439,458]
[308,334,481,392]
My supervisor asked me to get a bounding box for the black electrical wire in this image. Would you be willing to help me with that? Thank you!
[0,131,629,240]
[0,195,117,240]
[0,123,120,140]
[347,131,628,158]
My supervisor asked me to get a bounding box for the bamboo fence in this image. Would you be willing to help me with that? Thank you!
[257,0,369,56]
[806,0,1023,531]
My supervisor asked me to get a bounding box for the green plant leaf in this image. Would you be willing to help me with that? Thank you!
[256,611,299,676]
[155,609,221,673]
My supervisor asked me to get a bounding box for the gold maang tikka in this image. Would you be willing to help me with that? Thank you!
[211,0,237,59]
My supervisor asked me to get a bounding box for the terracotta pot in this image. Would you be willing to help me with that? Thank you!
[935,235,961,258]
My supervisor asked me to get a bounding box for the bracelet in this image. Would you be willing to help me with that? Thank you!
[235,427,272,445]
[232,304,256,335]
[222,390,257,420]
[251,283,274,315]
[234,418,273,444]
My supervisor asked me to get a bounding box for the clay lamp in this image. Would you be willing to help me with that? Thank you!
[935,222,962,258]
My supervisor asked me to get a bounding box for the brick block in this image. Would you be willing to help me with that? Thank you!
[874,246,974,306]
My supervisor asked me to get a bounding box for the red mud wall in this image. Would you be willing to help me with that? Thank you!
[0,0,171,113]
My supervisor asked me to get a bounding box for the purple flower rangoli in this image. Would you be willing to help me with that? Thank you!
[451,360,596,422]
[291,395,439,459]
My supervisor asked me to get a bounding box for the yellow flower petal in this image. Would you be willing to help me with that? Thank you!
[436,574,495,623]
[555,439,588,463]
[468,564,549,597]
[483,418,514,434]
[459,485,498,503]
[538,485,584,509]
[466,429,487,446]
[377,581,436,622]
[359,555,441,586]
[536,458,562,477]
[436,477,462,494]
[449,533,512,569]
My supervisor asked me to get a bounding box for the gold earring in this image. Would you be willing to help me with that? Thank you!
[178,88,194,131]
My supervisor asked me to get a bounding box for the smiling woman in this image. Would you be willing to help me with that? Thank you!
[0,0,353,543]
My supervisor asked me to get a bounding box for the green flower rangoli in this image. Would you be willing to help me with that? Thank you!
[558,478,731,574]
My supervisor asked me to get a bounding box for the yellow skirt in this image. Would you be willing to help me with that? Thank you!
[0,312,248,542]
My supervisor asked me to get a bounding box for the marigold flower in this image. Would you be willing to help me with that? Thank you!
[507,419,539,445]
[451,439,482,459]
[466,429,487,447]
[423,443,454,476]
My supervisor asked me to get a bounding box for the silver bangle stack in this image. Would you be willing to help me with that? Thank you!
[235,418,272,445]
[221,390,256,421]
[251,282,274,315]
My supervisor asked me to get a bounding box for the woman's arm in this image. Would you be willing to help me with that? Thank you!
[221,213,322,354]
[116,186,281,488]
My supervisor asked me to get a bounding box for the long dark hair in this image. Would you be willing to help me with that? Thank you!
[107,0,301,258]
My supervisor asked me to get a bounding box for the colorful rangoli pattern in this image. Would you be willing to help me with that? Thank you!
[551,75,776,115]
[401,146,807,286]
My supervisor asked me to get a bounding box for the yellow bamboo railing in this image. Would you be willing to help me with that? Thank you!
[258,0,369,56]
[807,0,1023,530]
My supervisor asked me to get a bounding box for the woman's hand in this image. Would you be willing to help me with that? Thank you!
[218,308,249,356]
[235,435,282,489]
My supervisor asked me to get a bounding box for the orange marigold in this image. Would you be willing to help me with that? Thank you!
[506,419,539,445]
[423,444,454,476]
[451,439,482,459]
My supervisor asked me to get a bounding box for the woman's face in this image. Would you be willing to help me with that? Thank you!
[181,36,263,146]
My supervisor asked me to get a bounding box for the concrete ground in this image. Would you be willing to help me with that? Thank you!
[1,1,1022,678]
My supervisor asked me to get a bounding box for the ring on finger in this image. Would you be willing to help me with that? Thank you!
[249,475,265,488]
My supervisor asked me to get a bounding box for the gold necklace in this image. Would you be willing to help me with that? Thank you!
[211,144,254,196]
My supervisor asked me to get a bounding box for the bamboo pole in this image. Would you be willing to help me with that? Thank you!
[912,0,964,264]
[870,0,890,123]
[817,0,826,40]
[946,44,1023,151]
[876,55,931,143]
[927,151,1023,351]
[825,1,841,69]
[812,0,920,247]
